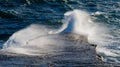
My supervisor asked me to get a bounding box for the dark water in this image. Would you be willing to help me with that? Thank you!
[0,0,120,66]
[0,0,119,43]
[0,0,68,43]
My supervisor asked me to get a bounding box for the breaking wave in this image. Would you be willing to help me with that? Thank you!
[1,9,120,63]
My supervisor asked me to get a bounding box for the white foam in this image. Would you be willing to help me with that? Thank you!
[1,9,120,63]
[3,24,51,48]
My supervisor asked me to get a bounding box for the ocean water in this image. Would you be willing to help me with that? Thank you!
[0,0,120,65]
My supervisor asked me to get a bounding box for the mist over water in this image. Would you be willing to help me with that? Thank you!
[1,9,120,63]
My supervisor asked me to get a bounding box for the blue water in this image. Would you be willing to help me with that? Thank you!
[0,0,120,65]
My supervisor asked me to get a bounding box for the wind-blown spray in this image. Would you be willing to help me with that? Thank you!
[1,9,120,63]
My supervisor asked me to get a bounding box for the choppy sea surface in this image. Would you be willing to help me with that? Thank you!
[0,0,120,66]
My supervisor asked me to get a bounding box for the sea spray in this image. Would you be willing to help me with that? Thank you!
[1,9,120,63]
[3,24,51,48]
[57,9,110,46]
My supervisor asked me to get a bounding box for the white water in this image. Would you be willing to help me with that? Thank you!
[1,9,120,63]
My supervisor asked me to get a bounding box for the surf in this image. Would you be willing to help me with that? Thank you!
[1,9,120,63]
